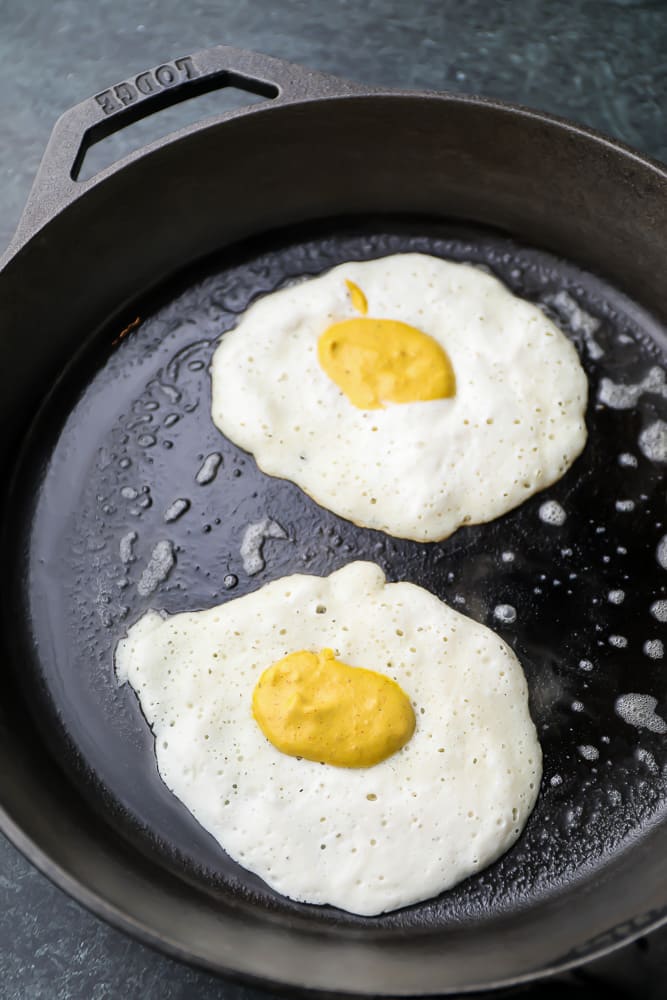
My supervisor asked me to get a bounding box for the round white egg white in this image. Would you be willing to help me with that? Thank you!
[210,253,588,542]
[116,561,542,916]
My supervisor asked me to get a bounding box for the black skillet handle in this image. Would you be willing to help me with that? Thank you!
[10,45,367,253]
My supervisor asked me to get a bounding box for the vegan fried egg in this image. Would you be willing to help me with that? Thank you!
[116,561,542,915]
[210,253,588,542]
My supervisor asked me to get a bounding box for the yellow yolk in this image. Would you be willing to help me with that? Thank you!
[318,282,456,409]
[252,648,416,768]
[345,279,368,315]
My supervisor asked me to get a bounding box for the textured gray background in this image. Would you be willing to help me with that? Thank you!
[1,0,666,997]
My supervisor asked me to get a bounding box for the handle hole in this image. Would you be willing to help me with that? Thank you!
[73,72,278,182]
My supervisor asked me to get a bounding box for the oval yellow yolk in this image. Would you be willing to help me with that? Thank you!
[252,648,416,768]
[318,313,456,409]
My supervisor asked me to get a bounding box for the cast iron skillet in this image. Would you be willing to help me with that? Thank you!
[1,44,667,997]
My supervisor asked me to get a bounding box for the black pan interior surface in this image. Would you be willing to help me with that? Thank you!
[7,216,667,939]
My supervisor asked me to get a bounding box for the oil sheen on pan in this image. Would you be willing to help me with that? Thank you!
[18,222,667,930]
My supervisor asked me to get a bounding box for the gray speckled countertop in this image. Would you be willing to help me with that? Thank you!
[1,2,666,997]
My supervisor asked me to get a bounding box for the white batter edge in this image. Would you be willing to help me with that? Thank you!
[116,561,542,916]
[210,253,588,542]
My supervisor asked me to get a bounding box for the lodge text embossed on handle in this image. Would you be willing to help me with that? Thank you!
[94,57,199,115]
